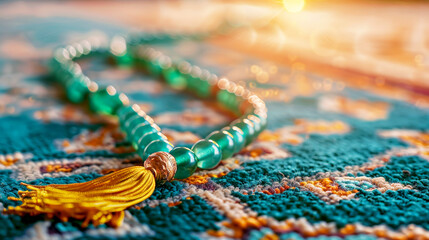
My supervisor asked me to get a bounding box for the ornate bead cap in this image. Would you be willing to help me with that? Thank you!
[144,152,177,184]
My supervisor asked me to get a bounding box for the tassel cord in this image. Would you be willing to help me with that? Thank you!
[5,166,156,227]
[36,172,149,198]
[38,166,144,190]
[30,172,153,205]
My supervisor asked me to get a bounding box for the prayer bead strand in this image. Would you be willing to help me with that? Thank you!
[50,35,267,181]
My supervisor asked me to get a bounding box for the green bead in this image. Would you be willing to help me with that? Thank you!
[222,126,245,154]
[141,140,174,160]
[66,76,89,103]
[185,75,197,91]
[192,140,222,169]
[162,68,186,90]
[132,125,160,149]
[147,60,163,77]
[232,119,255,146]
[255,113,268,130]
[113,52,133,67]
[89,89,124,115]
[170,147,197,179]
[135,58,149,71]
[117,106,138,130]
[246,115,263,135]
[206,130,235,159]
[119,112,138,132]
[123,114,141,132]
[186,76,211,98]
[49,57,62,73]
[197,80,211,98]
[56,63,77,85]
[126,116,150,137]
[117,105,135,118]
[217,90,239,113]
[137,132,166,156]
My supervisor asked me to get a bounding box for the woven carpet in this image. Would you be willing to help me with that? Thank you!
[1,2,429,240]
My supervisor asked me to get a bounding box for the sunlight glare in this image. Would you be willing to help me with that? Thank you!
[282,0,305,13]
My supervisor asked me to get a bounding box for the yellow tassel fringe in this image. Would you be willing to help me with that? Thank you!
[4,166,155,228]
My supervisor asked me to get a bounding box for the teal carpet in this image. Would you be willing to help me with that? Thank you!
[0,12,428,240]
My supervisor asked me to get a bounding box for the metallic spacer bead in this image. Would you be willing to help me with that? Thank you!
[144,152,177,184]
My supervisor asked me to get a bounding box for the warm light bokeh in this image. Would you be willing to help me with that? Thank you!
[282,0,305,12]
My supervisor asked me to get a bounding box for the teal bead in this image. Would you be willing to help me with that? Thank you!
[141,140,174,160]
[66,76,89,103]
[117,105,135,118]
[123,114,141,132]
[170,147,197,179]
[117,106,139,130]
[206,130,235,159]
[185,75,197,91]
[217,90,239,113]
[49,57,62,73]
[246,115,263,135]
[113,52,133,67]
[147,60,163,77]
[126,116,150,137]
[89,88,125,115]
[131,125,160,149]
[137,132,166,155]
[255,113,268,130]
[197,80,211,98]
[192,140,222,169]
[222,126,245,153]
[162,68,186,90]
[232,119,255,145]
[119,115,138,133]
[135,58,149,71]
[186,76,211,98]
[56,63,77,85]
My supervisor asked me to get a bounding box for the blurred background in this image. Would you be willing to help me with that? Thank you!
[1,0,429,106]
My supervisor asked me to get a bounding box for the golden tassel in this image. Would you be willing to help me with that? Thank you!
[4,166,155,228]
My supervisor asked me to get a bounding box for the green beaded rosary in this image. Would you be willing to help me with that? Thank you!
[4,34,267,228]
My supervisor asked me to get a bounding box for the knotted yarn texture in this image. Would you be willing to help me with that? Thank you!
[4,166,155,228]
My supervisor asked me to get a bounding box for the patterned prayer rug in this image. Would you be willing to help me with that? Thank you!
[0,2,428,240]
